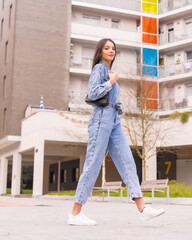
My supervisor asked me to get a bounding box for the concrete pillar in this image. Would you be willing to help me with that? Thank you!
[57,161,61,192]
[80,155,86,174]
[33,140,45,196]
[11,153,22,196]
[0,157,8,195]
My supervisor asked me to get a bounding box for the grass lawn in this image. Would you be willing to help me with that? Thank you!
[6,181,192,198]
[47,180,192,198]
[6,189,32,194]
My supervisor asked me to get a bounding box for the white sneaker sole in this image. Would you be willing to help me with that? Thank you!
[141,209,165,221]
[68,221,97,226]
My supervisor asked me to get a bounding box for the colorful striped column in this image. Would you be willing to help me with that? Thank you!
[141,0,158,110]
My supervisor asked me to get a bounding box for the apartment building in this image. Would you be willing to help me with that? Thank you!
[0,0,192,197]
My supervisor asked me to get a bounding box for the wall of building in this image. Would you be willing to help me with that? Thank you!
[0,0,72,138]
[0,0,16,138]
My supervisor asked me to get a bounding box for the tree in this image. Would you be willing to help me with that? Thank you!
[120,78,173,181]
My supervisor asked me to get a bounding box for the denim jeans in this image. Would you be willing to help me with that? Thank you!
[74,105,143,205]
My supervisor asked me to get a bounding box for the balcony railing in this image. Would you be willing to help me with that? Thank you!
[74,0,192,13]
[159,60,192,78]
[159,0,192,14]
[73,0,141,12]
[70,57,192,79]
[69,88,192,115]
[159,26,192,45]
[160,97,192,111]
[70,57,159,77]
[71,22,141,44]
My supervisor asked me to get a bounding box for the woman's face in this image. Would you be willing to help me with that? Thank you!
[101,41,116,65]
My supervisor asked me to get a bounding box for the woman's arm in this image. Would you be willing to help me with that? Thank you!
[88,64,112,101]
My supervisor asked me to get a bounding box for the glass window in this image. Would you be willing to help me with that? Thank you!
[111,19,120,29]
[60,169,67,183]
[2,0,5,9]
[72,168,79,182]
[82,15,100,25]
[3,108,6,131]
[186,85,192,97]
[49,171,56,184]
[187,51,192,60]
[1,19,4,40]
[9,4,13,28]
[3,75,6,99]
[5,41,8,64]
[184,17,192,28]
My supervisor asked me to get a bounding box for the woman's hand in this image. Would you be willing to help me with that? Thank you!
[108,71,119,85]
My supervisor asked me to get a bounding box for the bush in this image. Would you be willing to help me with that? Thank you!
[180,112,189,124]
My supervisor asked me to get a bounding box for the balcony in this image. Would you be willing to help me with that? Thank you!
[70,56,192,82]
[159,0,192,14]
[70,57,159,80]
[71,22,141,46]
[159,60,192,79]
[159,26,192,45]
[160,96,192,112]
[72,0,141,12]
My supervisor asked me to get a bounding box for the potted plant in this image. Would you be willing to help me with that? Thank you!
[175,58,181,74]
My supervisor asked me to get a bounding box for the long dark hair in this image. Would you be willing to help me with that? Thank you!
[92,38,116,69]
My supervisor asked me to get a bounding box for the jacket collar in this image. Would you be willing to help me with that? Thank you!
[99,60,111,71]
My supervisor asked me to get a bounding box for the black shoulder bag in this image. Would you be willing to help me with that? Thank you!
[85,91,109,107]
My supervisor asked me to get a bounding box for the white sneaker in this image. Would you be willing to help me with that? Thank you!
[139,205,165,221]
[67,212,97,226]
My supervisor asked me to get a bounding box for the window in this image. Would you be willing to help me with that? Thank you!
[3,108,7,131]
[2,0,5,10]
[167,23,174,43]
[5,41,8,64]
[9,4,13,28]
[82,46,94,69]
[1,18,4,40]
[3,75,6,99]
[184,17,192,28]
[186,85,192,97]
[187,51,192,60]
[60,169,67,183]
[111,19,120,29]
[82,14,100,25]
[72,167,79,182]
[49,171,56,184]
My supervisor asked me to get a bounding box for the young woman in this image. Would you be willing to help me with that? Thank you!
[68,38,165,225]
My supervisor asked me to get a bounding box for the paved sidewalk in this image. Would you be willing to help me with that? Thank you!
[0,196,192,240]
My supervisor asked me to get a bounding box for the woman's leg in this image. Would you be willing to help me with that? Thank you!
[107,124,165,219]
[73,109,114,209]
[107,124,143,205]
[72,203,82,216]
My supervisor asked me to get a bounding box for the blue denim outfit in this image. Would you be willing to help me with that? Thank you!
[74,60,143,204]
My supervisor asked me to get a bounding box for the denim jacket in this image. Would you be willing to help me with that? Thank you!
[88,60,120,105]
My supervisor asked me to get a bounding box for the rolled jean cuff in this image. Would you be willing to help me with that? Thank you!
[131,192,143,201]
[74,197,86,205]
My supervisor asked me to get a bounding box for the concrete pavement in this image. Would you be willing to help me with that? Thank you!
[0,196,192,240]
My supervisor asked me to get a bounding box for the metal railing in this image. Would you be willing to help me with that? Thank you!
[70,57,158,77]
[69,89,192,114]
[70,58,192,78]
[74,0,192,14]
[71,22,141,44]
[159,26,192,45]
[73,0,141,12]
[160,97,192,111]
[159,59,192,78]
[159,0,192,14]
